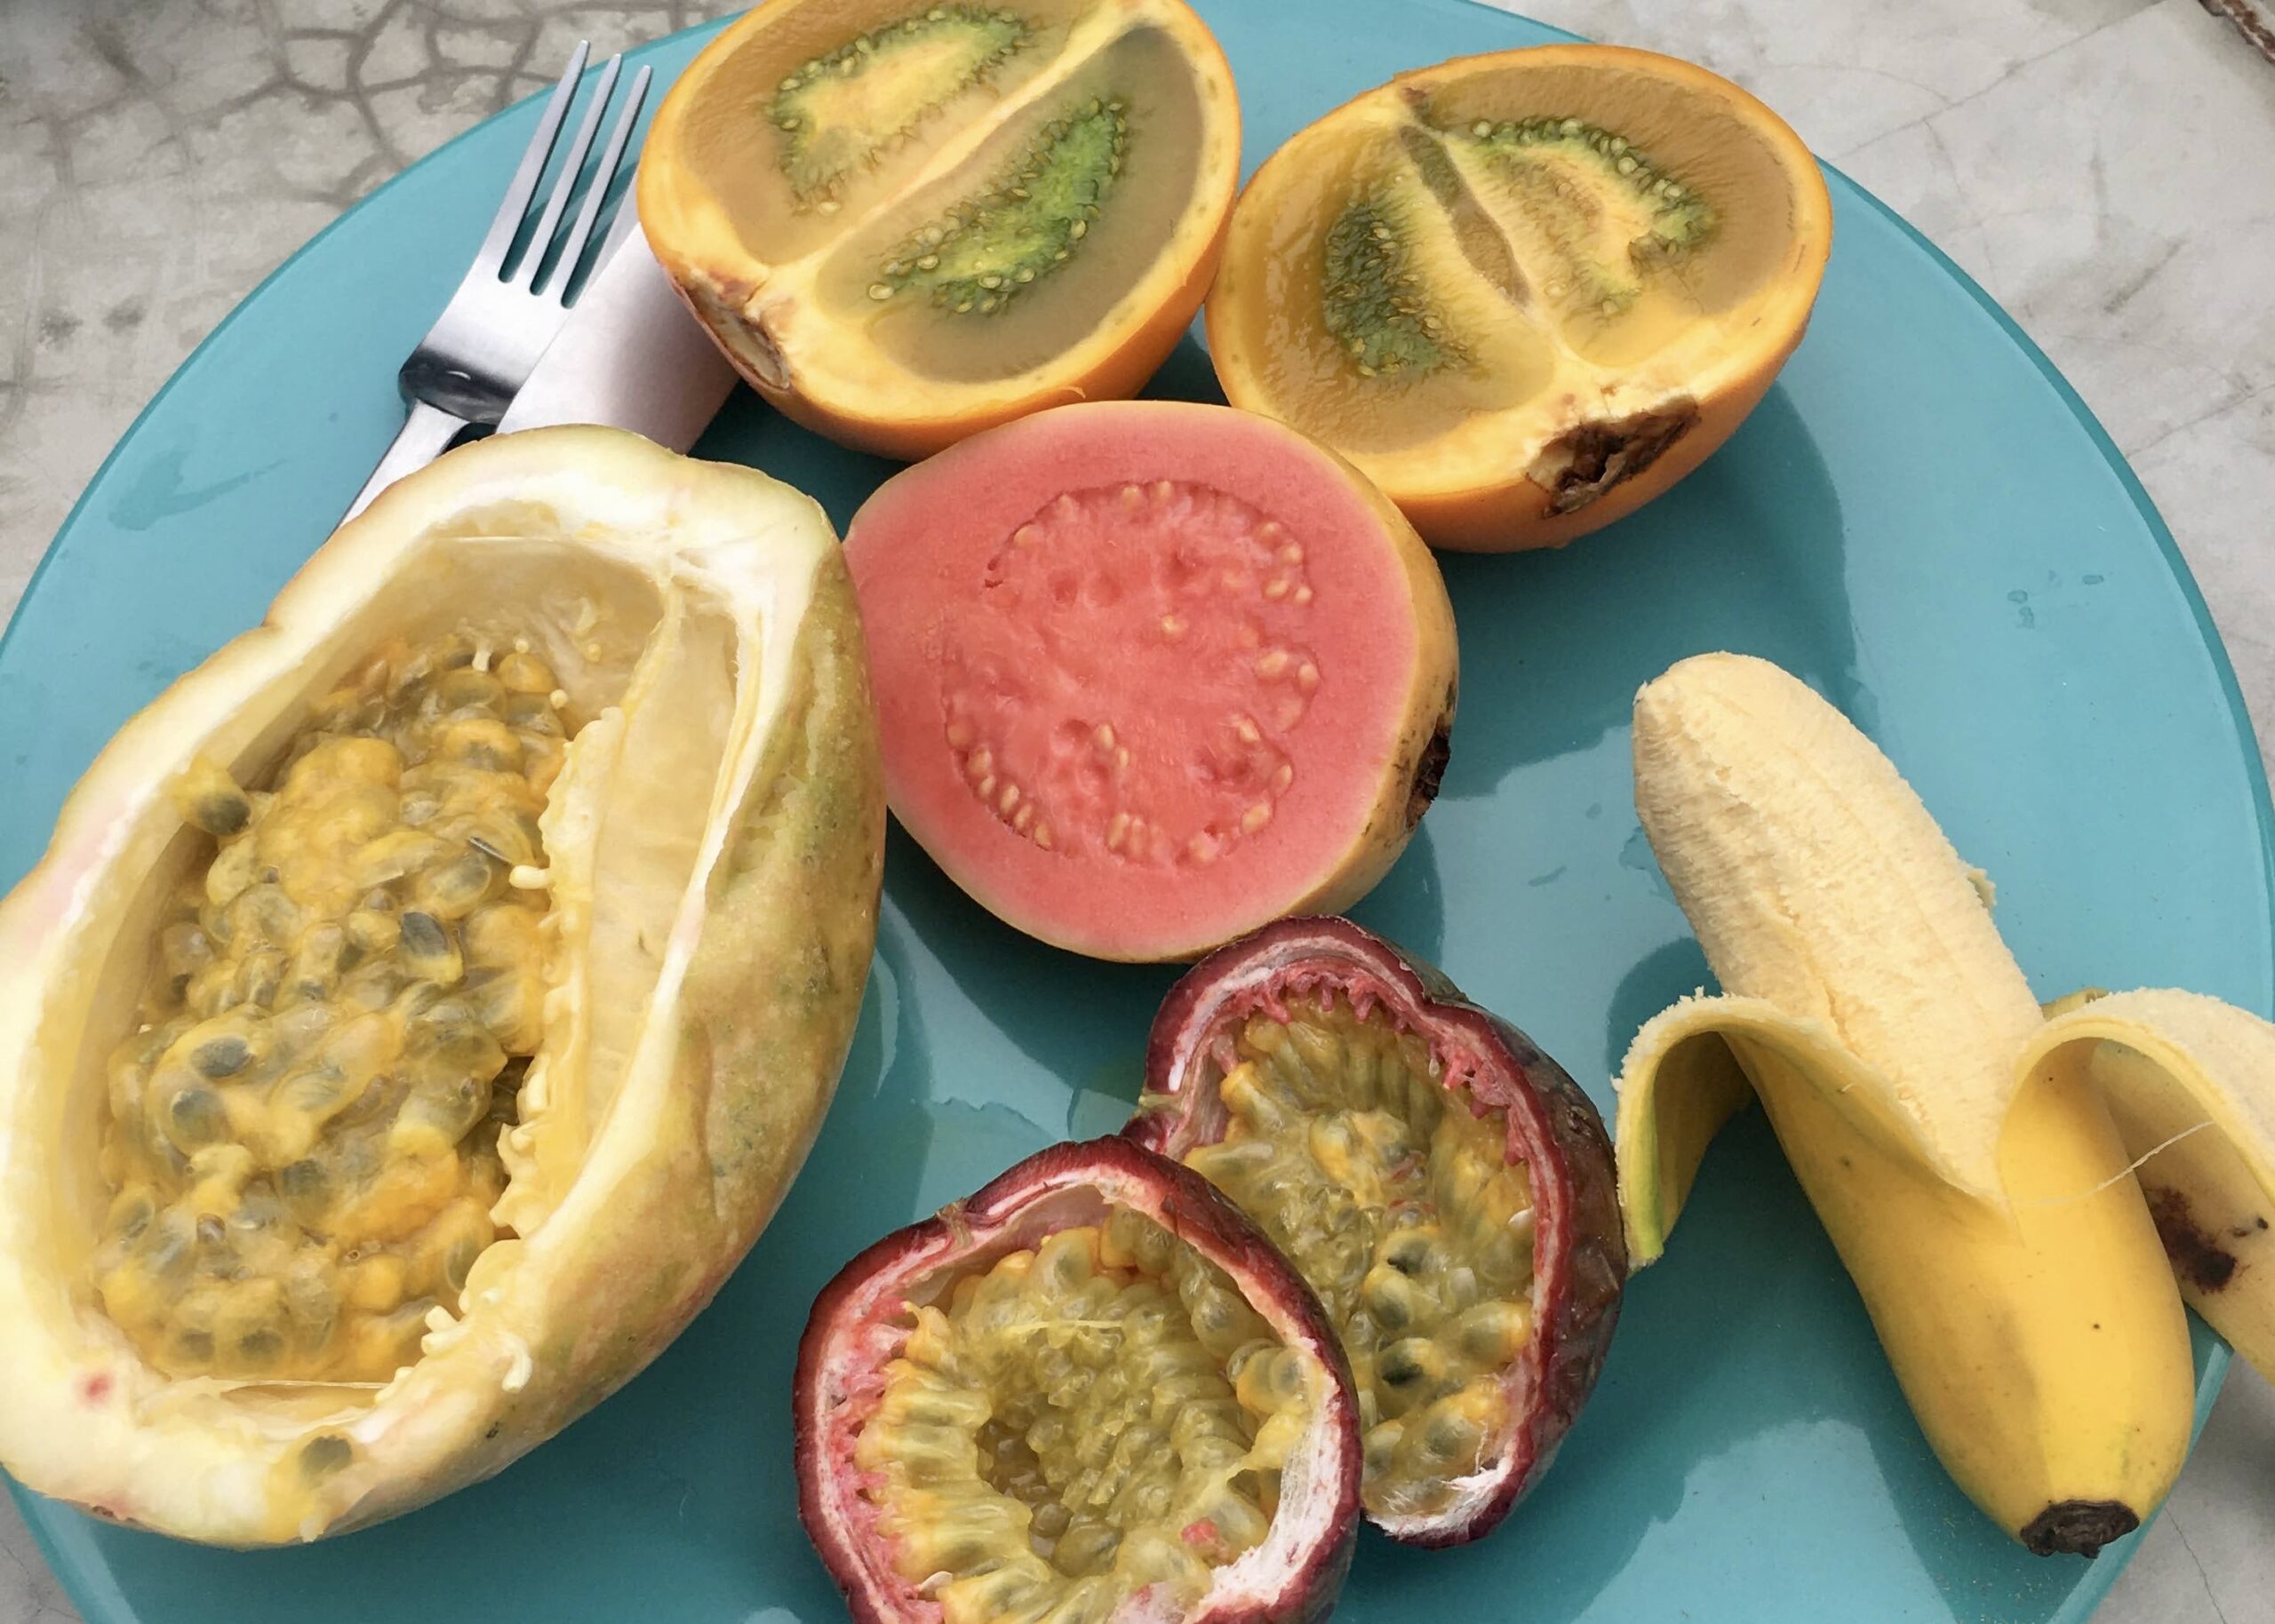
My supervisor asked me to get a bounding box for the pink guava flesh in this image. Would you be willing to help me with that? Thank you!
[844,399,1449,961]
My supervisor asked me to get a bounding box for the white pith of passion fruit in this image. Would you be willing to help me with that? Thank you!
[0,426,885,1545]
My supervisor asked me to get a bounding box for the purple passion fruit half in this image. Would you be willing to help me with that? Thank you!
[796,1137,1362,1624]
[1128,918,1623,1545]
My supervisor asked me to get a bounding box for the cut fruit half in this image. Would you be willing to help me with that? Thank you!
[842,400,1457,962]
[1128,917,1624,1544]
[0,427,885,1543]
[1207,44,1832,550]
[639,0,1241,459]
[796,1136,1361,1624]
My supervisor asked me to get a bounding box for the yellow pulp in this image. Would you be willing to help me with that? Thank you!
[1180,997,1533,1519]
[92,633,571,1382]
[857,1208,1316,1624]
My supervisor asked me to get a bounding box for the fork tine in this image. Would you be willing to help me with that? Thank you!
[555,63,654,302]
[595,157,647,267]
[595,72,658,271]
[514,51,623,291]
[475,39,589,274]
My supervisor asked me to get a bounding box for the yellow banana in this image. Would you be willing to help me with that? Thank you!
[1616,653,2193,1556]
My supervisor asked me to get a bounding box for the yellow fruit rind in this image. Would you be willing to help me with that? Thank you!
[0,428,885,1546]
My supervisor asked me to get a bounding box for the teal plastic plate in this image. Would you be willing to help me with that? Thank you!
[4,4,2268,1622]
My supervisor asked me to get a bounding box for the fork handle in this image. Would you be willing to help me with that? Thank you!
[343,401,468,524]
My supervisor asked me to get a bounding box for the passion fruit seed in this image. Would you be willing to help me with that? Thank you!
[772,5,1035,203]
[939,482,1319,867]
[856,1207,1309,1624]
[172,755,252,837]
[1321,190,1465,380]
[1175,993,1533,1519]
[1464,115,1715,318]
[92,633,571,1383]
[874,97,1127,316]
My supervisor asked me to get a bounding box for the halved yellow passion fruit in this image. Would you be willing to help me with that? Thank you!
[1206,44,1832,550]
[638,0,1241,459]
[0,427,885,1544]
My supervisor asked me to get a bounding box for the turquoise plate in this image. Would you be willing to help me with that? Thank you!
[4,3,2267,1621]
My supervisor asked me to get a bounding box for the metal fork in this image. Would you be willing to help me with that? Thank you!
[344,44,654,521]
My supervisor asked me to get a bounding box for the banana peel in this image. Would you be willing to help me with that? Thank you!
[1612,652,2275,1558]
[2038,991,2275,1384]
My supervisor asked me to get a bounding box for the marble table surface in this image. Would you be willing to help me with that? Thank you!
[3,1,2272,1620]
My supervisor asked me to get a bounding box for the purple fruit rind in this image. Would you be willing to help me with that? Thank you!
[794,1136,1364,1624]
[1127,916,1624,1547]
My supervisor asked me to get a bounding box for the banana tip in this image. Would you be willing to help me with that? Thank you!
[2019,1499,2141,1558]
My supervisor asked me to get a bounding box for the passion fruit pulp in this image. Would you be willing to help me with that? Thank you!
[797,1137,1361,1624]
[1206,44,1832,550]
[0,428,884,1544]
[93,639,563,1386]
[1128,918,1624,1544]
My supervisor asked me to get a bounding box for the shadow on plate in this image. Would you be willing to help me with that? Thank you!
[1431,382,1862,799]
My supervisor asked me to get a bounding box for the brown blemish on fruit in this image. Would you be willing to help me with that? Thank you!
[1406,721,1452,828]
[1529,401,1698,515]
[2147,1187,2239,1293]
[2020,1498,2139,1558]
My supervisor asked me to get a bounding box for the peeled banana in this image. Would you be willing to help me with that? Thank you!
[1615,653,2275,1556]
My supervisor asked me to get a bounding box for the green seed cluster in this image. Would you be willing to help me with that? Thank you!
[855,1209,1311,1624]
[869,97,1128,316]
[770,5,1034,203]
[1166,997,1537,1521]
[92,634,569,1382]
[1321,192,1464,380]
[1466,114,1715,314]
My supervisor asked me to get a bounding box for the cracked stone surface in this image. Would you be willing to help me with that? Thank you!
[1,2,2273,1621]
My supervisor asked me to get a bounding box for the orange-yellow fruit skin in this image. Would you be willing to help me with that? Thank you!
[1393,359,1795,553]
[638,0,1241,463]
[1205,44,1833,553]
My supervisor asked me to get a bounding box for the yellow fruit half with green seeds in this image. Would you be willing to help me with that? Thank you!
[1207,45,1832,551]
[0,426,885,1544]
[639,0,1241,460]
